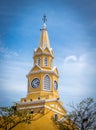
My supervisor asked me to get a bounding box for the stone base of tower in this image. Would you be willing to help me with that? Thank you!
[14,98,66,130]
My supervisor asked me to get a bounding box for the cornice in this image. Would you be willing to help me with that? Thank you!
[18,98,57,106]
[27,69,59,77]
[33,52,54,58]
[18,104,64,115]
[28,91,59,97]
[17,99,65,115]
[57,100,67,113]
[17,100,45,106]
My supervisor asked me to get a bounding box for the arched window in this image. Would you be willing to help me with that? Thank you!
[44,57,48,66]
[37,58,41,66]
[44,75,50,90]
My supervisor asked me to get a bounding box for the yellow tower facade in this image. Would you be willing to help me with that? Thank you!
[16,15,66,130]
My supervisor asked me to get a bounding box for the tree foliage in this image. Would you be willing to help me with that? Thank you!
[0,106,32,130]
[55,98,96,130]
[70,98,96,130]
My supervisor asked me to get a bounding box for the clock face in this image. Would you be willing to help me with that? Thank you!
[54,81,58,90]
[31,78,40,88]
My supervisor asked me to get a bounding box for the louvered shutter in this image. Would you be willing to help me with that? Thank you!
[44,75,50,90]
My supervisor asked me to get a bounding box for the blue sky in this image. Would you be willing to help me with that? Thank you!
[0,0,96,110]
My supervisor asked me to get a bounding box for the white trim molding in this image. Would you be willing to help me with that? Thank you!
[45,105,64,115]
[27,70,59,77]
[18,104,64,116]
[18,105,44,110]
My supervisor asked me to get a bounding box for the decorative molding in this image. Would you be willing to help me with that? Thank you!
[28,91,59,97]
[18,105,44,110]
[58,117,65,122]
[34,52,54,58]
[57,100,67,113]
[18,104,64,115]
[27,70,59,77]
[17,98,57,106]
[26,64,42,77]
[45,98,57,102]
[45,105,64,115]
[28,91,52,94]
[18,100,45,105]
[50,104,55,107]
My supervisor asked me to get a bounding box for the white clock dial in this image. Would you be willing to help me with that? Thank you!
[31,78,40,88]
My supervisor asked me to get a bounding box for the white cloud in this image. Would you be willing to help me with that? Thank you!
[58,52,96,98]
[64,55,77,63]
[57,51,96,110]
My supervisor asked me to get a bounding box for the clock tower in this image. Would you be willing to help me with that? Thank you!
[17,15,66,130]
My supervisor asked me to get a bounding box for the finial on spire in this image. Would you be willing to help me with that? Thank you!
[42,15,47,29]
[42,14,47,24]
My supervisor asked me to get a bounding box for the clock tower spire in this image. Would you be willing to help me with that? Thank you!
[17,16,66,130]
[39,15,50,50]
[19,15,59,101]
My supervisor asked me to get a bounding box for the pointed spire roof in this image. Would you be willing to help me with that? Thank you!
[38,15,50,50]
